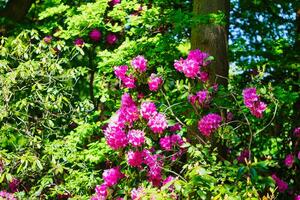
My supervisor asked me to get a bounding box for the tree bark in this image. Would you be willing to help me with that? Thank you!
[191,0,230,86]
[0,0,34,21]
[296,8,300,49]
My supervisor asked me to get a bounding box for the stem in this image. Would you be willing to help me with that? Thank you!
[230,92,253,159]
[89,46,97,110]
[254,100,278,136]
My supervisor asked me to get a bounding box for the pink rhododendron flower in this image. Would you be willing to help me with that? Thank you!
[171,134,184,146]
[243,88,267,118]
[128,129,145,147]
[0,191,16,200]
[121,75,136,89]
[104,122,128,150]
[250,101,267,118]
[226,112,233,122]
[74,38,84,47]
[284,154,294,167]
[181,58,200,78]
[243,88,259,107]
[140,101,157,120]
[109,0,120,6]
[121,92,135,107]
[43,35,52,44]
[148,74,163,91]
[132,55,147,72]
[174,58,185,72]
[102,167,124,187]
[162,176,175,191]
[271,174,288,193]
[89,29,102,42]
[196,90,209,105]
[148,113,168,134]
[114,65,128,79]
[137,93,144,99]
[199,71,209,82]
[169,123,182,132]
[118,93,139,124]
[188,95,197,104]
[198,113,222,136]
[142,150,163,186]
[131,187,144,200]
[237,149,250,163]
[295,195,300,200]
[174,49,210,79]
[95,184,108,198]
[212,83,218,92]
[159,136,172,151]
[294,127,300,137]
[159,134,184,151]
[162,176,174,186]
[106,33,118,45]
[147,165,162,187]
[9,178,20,193]
[127,150,143,167]
[187,49,209,66]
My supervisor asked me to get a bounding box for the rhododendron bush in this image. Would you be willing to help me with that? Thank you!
[88,50,299,199]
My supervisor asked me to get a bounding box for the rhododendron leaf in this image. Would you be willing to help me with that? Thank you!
[250,168,258,182]
[237,167,246,180]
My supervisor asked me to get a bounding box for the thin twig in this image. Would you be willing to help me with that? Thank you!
[254,100,278,136]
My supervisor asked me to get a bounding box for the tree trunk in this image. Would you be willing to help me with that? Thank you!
[0,0,34,21]
[191,0,230,86]
[296,8,300,49]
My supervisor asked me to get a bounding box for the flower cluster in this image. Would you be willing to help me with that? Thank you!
[188,90,210,107]
[131,187,145,200]
[198,113,222,137]
[174,49,209,80]
[159,134,184,151]
[114,66,136,89]
[128,129,145,147]
[104,123,128,150]
[284,154,294,168]
[237,149,250,163]
[92,167,124,200]
[242,88,267,118]
[148,74,163,91]
[127,150,144,167]
[119,93,139,124]
[169,123,182,132]
[89,29,102,42]
[9,178,20,193]
[109,0,121,7]
[43,35,52,44]
[106,33,118,45]
[132,55,147,72]
[271,174,288,193]
[74,38,85,47]
[294,127,300,137]
[104,93,141,150]
[147,113,168,134]
[114,56,163,91]
[140,101,157,120]
[103,167,124,187]
[143,150,164,186]
[0,191,16,200]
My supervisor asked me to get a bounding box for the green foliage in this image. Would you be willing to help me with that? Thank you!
[0,0,299,199]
